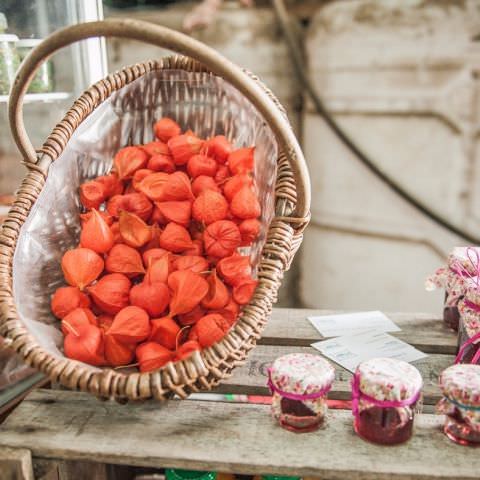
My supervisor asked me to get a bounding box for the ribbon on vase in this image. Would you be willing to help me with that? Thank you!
[455,331,480,365]
[267,368,332,401]
[451,247,480,292]
[350,371,421,418]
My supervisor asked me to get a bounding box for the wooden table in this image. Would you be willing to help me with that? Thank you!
[0,308,478,480]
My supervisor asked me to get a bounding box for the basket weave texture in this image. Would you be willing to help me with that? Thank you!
[0,39,309,402]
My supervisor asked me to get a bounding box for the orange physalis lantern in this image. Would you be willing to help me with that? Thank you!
[136,342,173,372]
[61,248,104,290]
[148,154,176,173]
[79,180,106,210]
[174,255,209,274]
[159,223,193,253]
[153,118,181,142]
[230,186,261,219]
[192,176,220,196]
[130,280,170,317]
[149,316,181,350]
[216,253,252,286]
[168,270,209,316]
[108,306,151,344]
[233,278,258,305]
[64,323,104,366]
[119,211,152,248]
[175,340,201,361]
[223,174,253,202]
[228,147,255,175]
[61,307,97,336]
[154,200,192,226]
[105,244,145,277]
[187,154,217,178]
[204,135,232,164]
[168,133,204,165]
[80,209,114,254]
[88,273,131,315]
[188,314,228,348]
[203,220,241,258]
[51,286,90,319]
[104,334,135,366]
[201,270,229,310]
[192,190,229,225]
[95,173,124,198]
[239,218,261,245]
[114,146,148,180]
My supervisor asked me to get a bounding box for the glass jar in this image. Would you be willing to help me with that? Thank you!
[269,353,334,433]
[0,34,19,95]
[16,39,54,93]
[456,291,480,364]
[352,358,423,445]
[437,364,480,446]
[165,470,217,480]
[444,292,461,332]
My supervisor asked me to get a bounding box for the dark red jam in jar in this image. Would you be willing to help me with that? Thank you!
[352,358,422,445]
[438,364,480,446]
[269,353,335,433]
[444,291,461,332]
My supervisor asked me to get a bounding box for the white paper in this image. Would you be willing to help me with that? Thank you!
[311,330,427,373]
[308,311,400,338]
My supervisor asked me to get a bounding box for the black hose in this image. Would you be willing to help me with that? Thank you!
[272,0,480,245]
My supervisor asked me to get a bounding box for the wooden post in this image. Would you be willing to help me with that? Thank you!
[0,447,34,480]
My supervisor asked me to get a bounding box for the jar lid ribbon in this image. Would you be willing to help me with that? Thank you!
[455,330,480,365]
[444,395,480,412]
[351,371,421,418]
[267,368,332,401]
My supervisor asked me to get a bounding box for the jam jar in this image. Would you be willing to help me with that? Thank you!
[426,247,480,331]
[269,353,334,433]
[456,290,480,364]
[352,358,423,445]
[437,364,480,446]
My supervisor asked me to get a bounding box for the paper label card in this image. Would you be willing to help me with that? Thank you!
[308,311,400,338]
[311,330,427,373]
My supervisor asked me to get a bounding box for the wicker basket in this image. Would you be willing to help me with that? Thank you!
[0,19,310,402]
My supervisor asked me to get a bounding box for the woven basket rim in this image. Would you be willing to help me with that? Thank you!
[0,55,309,401]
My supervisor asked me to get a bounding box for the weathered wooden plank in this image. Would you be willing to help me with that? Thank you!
[262,309,456,354]
[214,344,451,405]
[0,447,34,480]
[0,389,477,480]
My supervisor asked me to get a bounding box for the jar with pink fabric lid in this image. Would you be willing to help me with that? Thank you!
[351,358,423,445]
[456,287,480,365]
[268,353,335,433]
[426,247,480,331]
[437,364,480,446]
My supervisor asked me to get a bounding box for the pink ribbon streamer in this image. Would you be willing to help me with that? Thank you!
[267,368,332,401]
[464,299,480,313]
[455,331,480,365]
[350,372,421,418]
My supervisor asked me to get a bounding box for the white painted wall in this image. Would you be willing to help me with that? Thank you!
[301,0,480,312]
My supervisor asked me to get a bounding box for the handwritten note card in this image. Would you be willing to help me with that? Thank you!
[308,311,400,338]
[311,330,427,373]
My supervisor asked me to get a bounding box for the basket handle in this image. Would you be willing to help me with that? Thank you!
[9,18,310,219]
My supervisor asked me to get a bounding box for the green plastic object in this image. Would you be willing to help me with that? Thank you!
[0,13,7,33]
[165,469,217,480]
[262,476,301,480]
